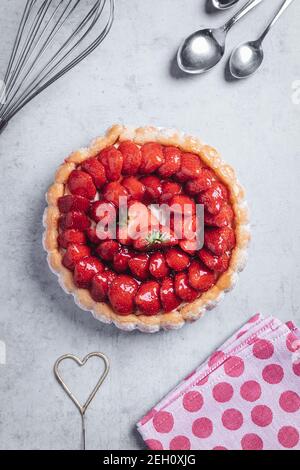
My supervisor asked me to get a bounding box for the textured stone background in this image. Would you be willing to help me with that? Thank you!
[0,0,299,450]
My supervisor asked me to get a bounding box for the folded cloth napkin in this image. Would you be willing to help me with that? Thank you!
[137,314,300,450]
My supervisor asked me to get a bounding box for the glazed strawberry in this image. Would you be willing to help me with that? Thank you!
[174,272,198,302]
[204,227,235,256]
[96,240,120,261]
[112,246,132,272]
[135,281,161,315]
[185,168,217,195]
[160,277,181,312]
[74,256,104,288]
[58,195,90,213]
[68,170,96,200]
[160,181,181,203]
[198,183,228,215]
[90,270,116,302]
[179,239,198,256]
[118,141,142,175]
[81,157,106,188]
[89,201,116,224]
[61,210,90,231]
[122,176,146,201]
[62,243,91,271]
[176,153,203,182]
[128,253,150,280]
[98,146,123,181]
[158,146,181,178]
[108,275,138,314]
[103,182,128,207]
[165,247,190,271]
[188,260,216,291]
[204,203,234,227]
[149,253,169,279]
[140,142,164,174]
[140,175,163,202]
[58,229,86,248]
[169,195,196,217]
[86,226,102,244]
[133,228,177,251]
[199,248,230,273]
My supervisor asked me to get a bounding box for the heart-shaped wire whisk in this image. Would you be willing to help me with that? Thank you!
[54,352,110,450]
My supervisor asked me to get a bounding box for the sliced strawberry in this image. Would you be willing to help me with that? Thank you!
[74,256,104,288]
[185,168,217,195]
[176,153,203,182]
[188,260,216,291]
[197,183,228,215]
[96,240,120,261]
[58,229,86,248]
[89,201,116,224]
[61,211,90,231]
[90,270,116,302]
[133,227,177,251]
[98,146,123,181]
[86,226,102,245]
[204,203,234,227]
[165,247,190,271]
[81,157,106,188]
[160,181,181,203]
[62,244,91,271]
[140,175,163,202]
[122,176,146,201]
[135,281,161,315]
[140,142,164,174]
[68,170,96,200]
[179,239,198,255]
[108,275,138,314]
[174,272,198,302]
[103,182,128,207]
[58,195,90,214]
[149,253,169,279]
[128,253,150,280]
[204,227,235,255]
[169,195,196,217]
[158,146,181,178]
[112,246,132,272]
[199,248,231,273]
[118,141,142,175]
[160,277,182,312]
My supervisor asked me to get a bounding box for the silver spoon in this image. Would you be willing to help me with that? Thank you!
[177,0,264,74]
[212,0,240,10]
[229,0,295,79]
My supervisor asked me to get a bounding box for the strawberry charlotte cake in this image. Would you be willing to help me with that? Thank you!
[43,125,250,332]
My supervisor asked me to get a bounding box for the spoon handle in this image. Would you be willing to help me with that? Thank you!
[259,0,295,42]
[224,0,264,32]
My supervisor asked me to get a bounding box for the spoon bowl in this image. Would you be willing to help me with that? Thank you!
[177,27,226,74]
[229,40,263,78]
[211,0,240,10]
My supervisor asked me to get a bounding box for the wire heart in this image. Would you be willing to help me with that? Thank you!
[54,352,110,416]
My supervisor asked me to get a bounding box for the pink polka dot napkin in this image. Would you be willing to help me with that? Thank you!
[137,314,300,450]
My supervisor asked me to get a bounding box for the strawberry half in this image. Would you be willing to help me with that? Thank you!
[204,227,235,256]
[90,270,116,302]
[81,157,106,188]
[103,182,128,207]
[60,211,90,231]
[160,181,181,203]
[197,183,228,215]
[149,252,170,279]
[158,146,181,178]
[175,153,203,182]
[62,243,91,271]
[68,170,96,200]
[58,229,86,248]
[174,272,198,302]
[140,175,163,202]
[165,247,190,272]
[74,256,104,288]
[140,142,164,174]
[168,195,196,218]
[89,201,116,224]
[204,203,234,227]
[199,248,230,273]
[122,176,146,201]
[112,246,132,273]
[188,260,216,291]
[58,195,90,213]
[118,141,142,175]
[160,277,181,312]
[98,146,123,181]
[96,240,120,261]
[128,253,150,280]
[185,168,217,195]
[135,281,162,315]
[108,275,138,315]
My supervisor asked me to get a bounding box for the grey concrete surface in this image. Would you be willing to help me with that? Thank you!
[0,0,299,450]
